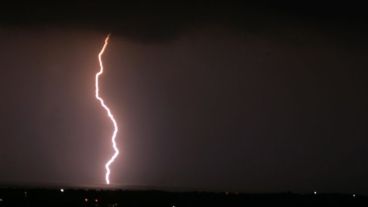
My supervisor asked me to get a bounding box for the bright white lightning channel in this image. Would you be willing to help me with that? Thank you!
[95,34,119,185]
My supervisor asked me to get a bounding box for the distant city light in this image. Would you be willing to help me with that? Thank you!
[0,198,3,202]
[353,194,356,198]
[60,188,64,193]
[313,191,317,195]
[84,198,88,202]
[95,198,99,203]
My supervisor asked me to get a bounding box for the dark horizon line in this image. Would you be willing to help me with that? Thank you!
[0,182,365,196]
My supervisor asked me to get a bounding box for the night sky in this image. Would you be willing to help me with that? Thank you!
[0,2,368,193]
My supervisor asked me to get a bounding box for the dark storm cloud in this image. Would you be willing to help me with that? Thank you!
[1,2,367,42]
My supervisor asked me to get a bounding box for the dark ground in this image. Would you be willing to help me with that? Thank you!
[0,188,366,207]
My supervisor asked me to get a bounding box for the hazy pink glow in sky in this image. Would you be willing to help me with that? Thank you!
[95,34,119,185]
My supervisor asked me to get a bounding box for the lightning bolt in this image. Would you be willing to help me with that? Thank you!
[95,34,119,185]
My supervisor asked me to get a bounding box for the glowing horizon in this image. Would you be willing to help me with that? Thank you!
[95,34,119,185]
